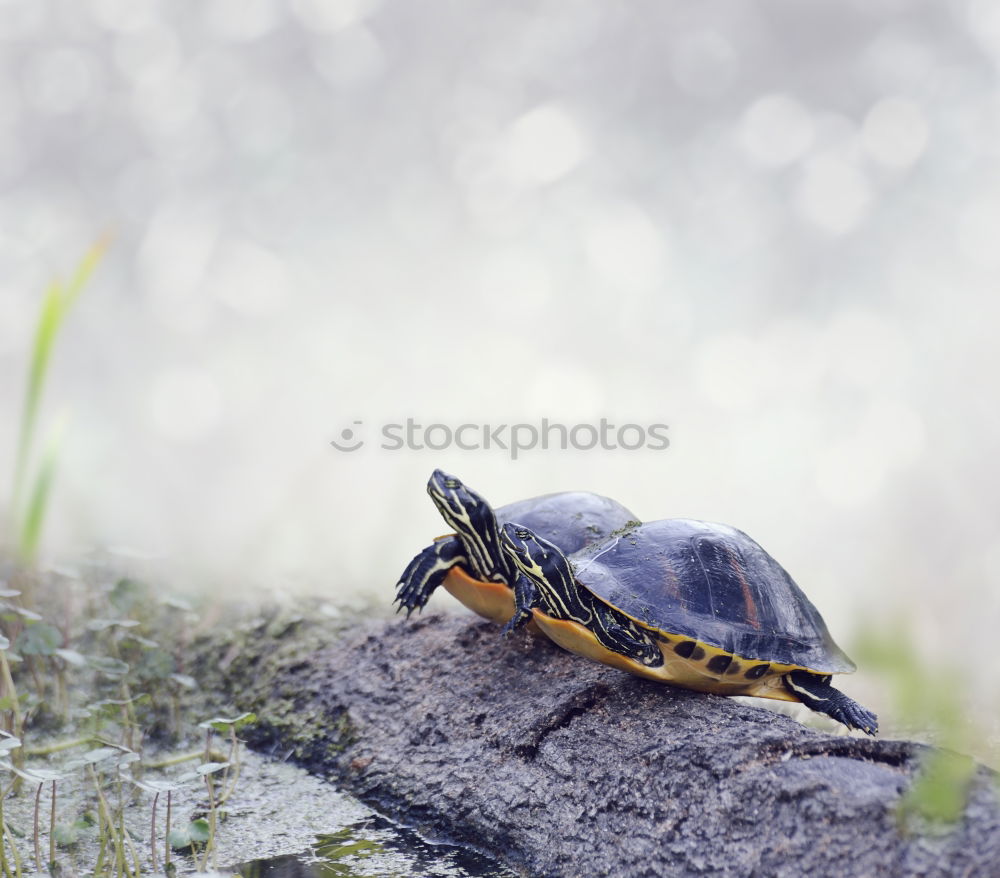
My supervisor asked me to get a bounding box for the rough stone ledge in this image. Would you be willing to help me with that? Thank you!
[196,611,1000,878]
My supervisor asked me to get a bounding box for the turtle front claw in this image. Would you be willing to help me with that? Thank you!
[393,591,423,619]
[394,537,466,617]
[501,607,533,639]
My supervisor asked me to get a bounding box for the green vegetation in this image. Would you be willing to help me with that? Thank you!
[9,243,105,567]
[854,624,987,829]
[0,567,257,875]
[0,249,266,875]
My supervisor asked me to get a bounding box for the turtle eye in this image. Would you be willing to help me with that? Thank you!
[443,479,459,489]
[515,529,532,540]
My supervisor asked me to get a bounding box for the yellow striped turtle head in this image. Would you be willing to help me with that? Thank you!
[427,469,506,581]
[500,523,577,609]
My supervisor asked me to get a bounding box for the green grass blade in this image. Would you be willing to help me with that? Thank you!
[18,426,63,563]
[63,239,106,309]
[11,281,64,516]
[8,241,106,549]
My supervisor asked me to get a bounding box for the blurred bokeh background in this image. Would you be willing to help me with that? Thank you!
[0,1,997,737]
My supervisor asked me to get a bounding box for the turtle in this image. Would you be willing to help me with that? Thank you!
[499,519,877,734]
[394,469,640,625]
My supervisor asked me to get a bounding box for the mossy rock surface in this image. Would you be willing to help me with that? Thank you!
[194,611,1000,878]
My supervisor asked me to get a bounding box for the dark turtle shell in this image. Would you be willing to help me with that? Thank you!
[496,493,638,556]
[569,519,854,673]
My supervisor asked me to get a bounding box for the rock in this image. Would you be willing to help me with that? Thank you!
[201,612,1000,877]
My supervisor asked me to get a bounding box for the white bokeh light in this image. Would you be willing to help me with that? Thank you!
[694,333,776,412]
[478,249,553,312]
[956,197,1000,269]
[139,199,220,332]
[671,30,738,98]
[291,0,380,33]
[504,104,588,186]
[967,0,1000,65]
[825,308,911,390]
[88,0,159,33]
[210,239,290,317]
[149,367,223,442]
[113,25,181,84]
[795,155,871,234]
[738,94,814,167]
[311,25,385,87]
[814,400,924,507]
[23,49,98,115]
[204,0,279,42]
[862,97,929,169]
[583,204,668,292]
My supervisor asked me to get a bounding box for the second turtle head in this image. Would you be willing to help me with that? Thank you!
[500,522,562,583]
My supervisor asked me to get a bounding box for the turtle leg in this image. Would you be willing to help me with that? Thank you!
[783,670,878,736]
[395,537,467,618]
[501,573,539,638]
[596,606,664,667]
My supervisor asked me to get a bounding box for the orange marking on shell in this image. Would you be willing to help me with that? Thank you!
[725,548,760,630]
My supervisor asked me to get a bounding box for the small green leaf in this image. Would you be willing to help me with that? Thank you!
[0,762,63,783]
[54,818,92,847]
[198,712,256,732]
[196,761,230,776]
[128,776,185,794]
[16,622,61,656]
[0,635,9,650]
[92,693,149,708]
[5,606,43,622]
[167,828,190,850]
[169,818,211,850]
[87,618,140,632]
[109,577,149,613]
[187,818,211,842]
[87,656,129,677]
[54,648,86,666]
[169,673,197,689]
[63,747,121,771]
[135,648,173,679]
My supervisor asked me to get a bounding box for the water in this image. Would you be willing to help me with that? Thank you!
[231,814,516,878]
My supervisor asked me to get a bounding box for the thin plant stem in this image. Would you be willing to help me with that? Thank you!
[123,826,141,878]
[90,764,121,871]
[32,783,41,875]
[0,786,11,878]
[200,774,217,872]
[115,773,126,878]
[104,636,137,750]
[0,653,22,742]
[219,725,242,805]
[26,658,43,705]
[164,791,172,870]
[24,736,94,757]
[144,749,225,770]
[48,780,56,871]
[149,792,159,873]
